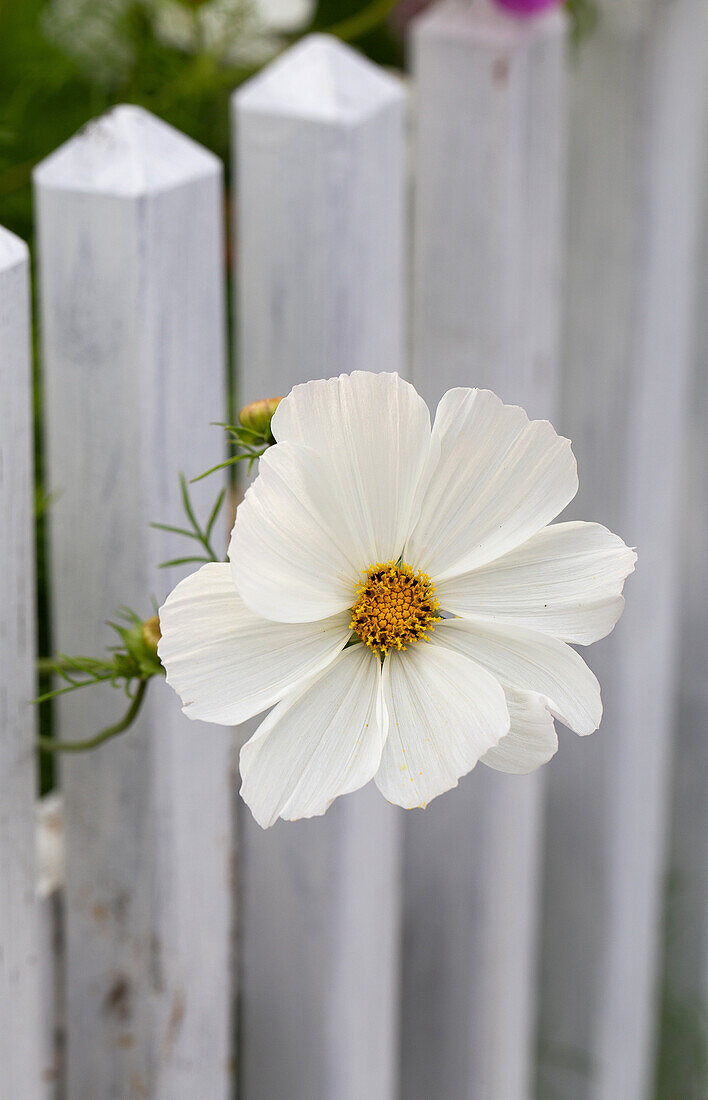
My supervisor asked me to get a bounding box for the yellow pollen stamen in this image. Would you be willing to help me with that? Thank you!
[349,561,441,654]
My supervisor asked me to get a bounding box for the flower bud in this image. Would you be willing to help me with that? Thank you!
[141,615,161,656]
[239,397,283,441]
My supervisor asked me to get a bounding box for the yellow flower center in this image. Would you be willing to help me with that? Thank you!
[350,561,441,654]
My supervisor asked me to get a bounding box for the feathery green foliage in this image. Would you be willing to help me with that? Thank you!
[36,609,163,753]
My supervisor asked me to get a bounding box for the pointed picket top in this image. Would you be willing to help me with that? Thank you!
[236,33,404,125]
[33,104,220,197]
[0,225,28,271]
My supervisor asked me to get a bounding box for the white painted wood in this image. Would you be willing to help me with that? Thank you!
[233,35,405,1100]
[34,106,234,1100]
[235,33,405,393]
[404,3,566,1098]
[538,3,706,1098]
[0,228,47,1097]
[37,892,64,1097]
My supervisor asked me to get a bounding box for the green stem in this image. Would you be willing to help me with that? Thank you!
[37,680,149,754]
[34,675,116,705]
[323,0,400,42]
[36,657,109,675]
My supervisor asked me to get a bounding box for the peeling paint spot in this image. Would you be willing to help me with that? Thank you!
[493,56,509,85]
[149,932,164,994]
[162,987,186,1059]
[103,975,131,1021]
[129,1071,149,1097]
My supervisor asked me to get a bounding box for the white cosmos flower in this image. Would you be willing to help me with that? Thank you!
[158,372,636,828]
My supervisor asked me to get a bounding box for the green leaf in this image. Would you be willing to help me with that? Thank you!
[205,488,226,540]
[158,555,213,569]
[149,521,202,540]
[179,471,200,534]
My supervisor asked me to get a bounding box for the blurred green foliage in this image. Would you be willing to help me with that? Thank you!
[0,0,594,244]
[654,869,708,1098]
[0,0,400,243]
[0,0,253,242]
[565,0,597,52]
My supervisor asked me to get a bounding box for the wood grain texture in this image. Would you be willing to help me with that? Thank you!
[404,4,567,1097]
[0,228,47,1097]
[235,34,406,394]
[34,106,235,1100]
[233,35,406,1100]
[538,3,706,1098]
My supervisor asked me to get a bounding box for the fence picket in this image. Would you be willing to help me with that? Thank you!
[34,106,234,1099]
[233,35,405,1099]
[404,3,567,1097]
[538,3,706,1097]
[0,228,46,1097]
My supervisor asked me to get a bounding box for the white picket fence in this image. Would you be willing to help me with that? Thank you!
[1,0,706,1096]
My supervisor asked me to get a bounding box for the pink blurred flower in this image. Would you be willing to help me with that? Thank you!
[492,0,561,15]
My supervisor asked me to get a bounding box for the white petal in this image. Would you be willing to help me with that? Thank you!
[239,644,385,828]
[158,562,352,724]
[432,618,601,736]
[271,372,432,565]
[374,642,509,810]
[229,441,361,622]
[481,687,558,774]
[437,521,637,645]
[405,388,578,581]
